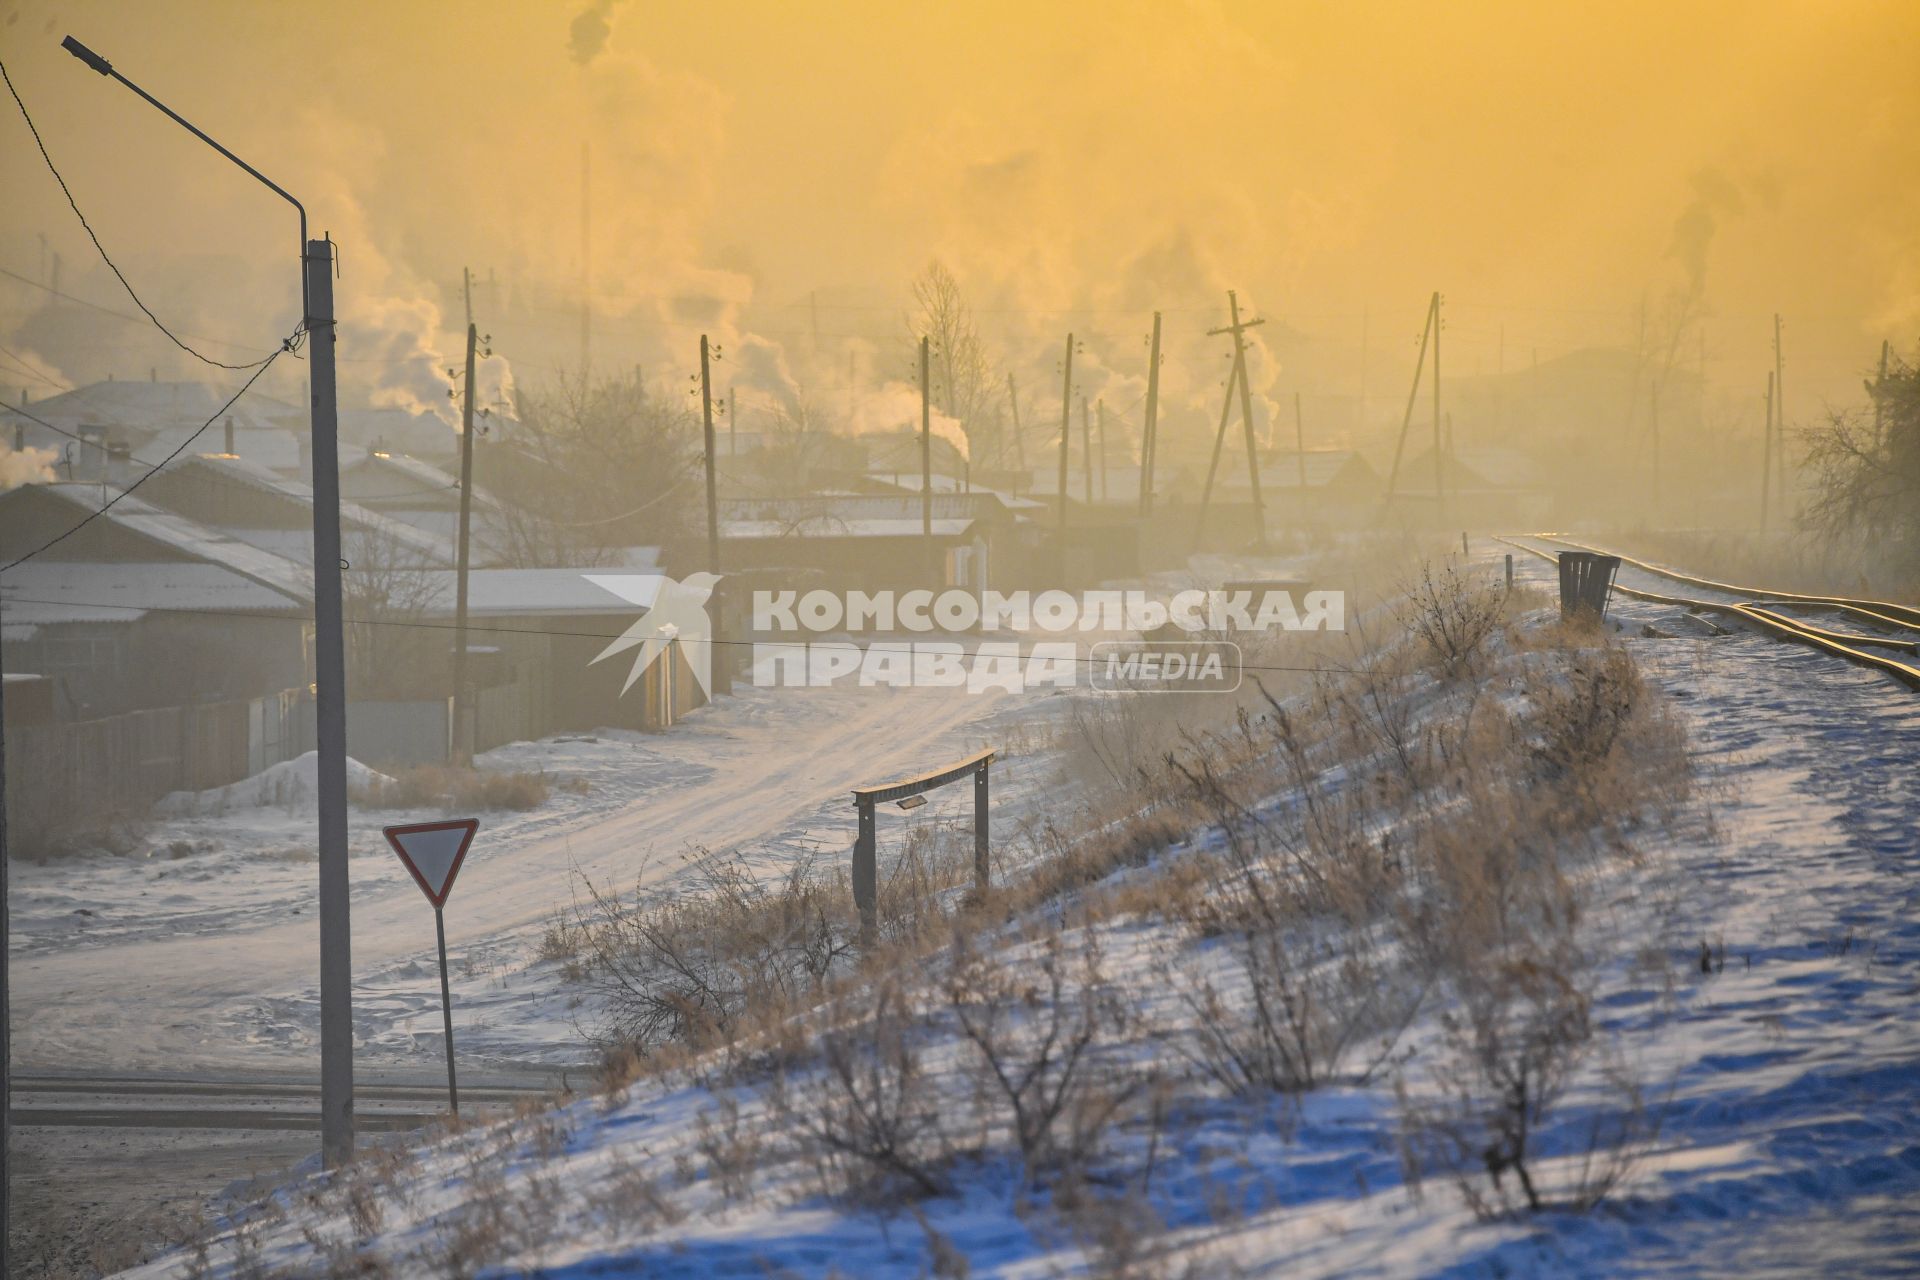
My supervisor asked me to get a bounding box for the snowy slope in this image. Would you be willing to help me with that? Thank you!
[114,552,1920,1277]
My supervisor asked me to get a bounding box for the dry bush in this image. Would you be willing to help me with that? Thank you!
[778,976,954,1202]
[354,764,552,812]
[565,850,856,1052]
[944,931,1141,1184]
[1403,561,1505,678]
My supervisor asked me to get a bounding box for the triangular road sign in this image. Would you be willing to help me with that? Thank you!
[383,818,479,909]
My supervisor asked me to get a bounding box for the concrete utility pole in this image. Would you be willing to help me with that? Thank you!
[306,239,354,1167]
[1203,291,1268,551]
[451,269,478,766]
[920,336,935,583]
[1,625,10,1271]
[1139,311,1161,517]
[1056,335,1074,532]
[729,383,738,456]
[59,33,360,1169]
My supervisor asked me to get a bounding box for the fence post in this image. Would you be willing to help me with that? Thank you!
[973,760,990,892]
[1505,553,1514,592]
[853,797,877,945]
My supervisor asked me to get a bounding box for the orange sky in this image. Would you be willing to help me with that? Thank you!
[2,0,1915,433]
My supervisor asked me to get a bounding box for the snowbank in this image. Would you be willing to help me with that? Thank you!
[156,751,393,817]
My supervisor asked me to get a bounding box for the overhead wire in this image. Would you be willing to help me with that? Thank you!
[0,344,293,573]
[0,53,287,373]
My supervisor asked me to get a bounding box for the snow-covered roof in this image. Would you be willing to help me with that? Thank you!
[0,560,301,627]
[167,453,450,562]
[17,484,314,601]
[724,516,977,540]
[863,472,1049,510]
[17,379,296,437]
[406,569,664,616]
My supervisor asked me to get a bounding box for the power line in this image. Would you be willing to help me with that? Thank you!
[0,345,291,573]
[0,54,282,373]
[0,589,1363,677]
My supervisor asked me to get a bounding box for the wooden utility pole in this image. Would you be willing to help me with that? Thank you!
[579,143,591,375]
[1760,369,1775,532]
[1358,308,1369,435]
[1096,399,1109,502]
[451,268,478,765]
[1005,372,1027,476]
[1056,335,1073,531]
[1224,292,1268,549]
[1431,292,1445,518]
[1293,391,1308,490]
[1197,291,1269,550]
[1382,293,1437,510]
[1773,313,1787,510]
[1138,311,1161,516]
[1079,395,1092,503]
[1875,339,1891,447]
[921,336,935,582]
[699,335,730,695]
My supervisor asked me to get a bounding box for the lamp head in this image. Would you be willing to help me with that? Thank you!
[61,36,113,76]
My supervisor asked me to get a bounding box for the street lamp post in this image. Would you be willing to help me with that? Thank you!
[62,34,356,1166]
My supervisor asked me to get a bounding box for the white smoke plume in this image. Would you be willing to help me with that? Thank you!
[0,441,56,490]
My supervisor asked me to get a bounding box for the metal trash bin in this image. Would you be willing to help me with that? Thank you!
[1556,551,1621,621]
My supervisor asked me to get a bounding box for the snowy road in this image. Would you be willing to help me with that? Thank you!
[12,678,1031,1075]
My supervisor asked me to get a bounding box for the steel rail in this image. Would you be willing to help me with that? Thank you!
[1526,532,1920,631]
[1497,535,1920,692]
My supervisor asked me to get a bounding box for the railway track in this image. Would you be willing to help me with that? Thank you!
[1498,534,1920,691]
[9,1069,562,1132]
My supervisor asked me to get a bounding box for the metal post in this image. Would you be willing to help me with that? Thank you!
[435,907,459,1116]
[451,310,477,766]
[853,799,877,945]
[973,761,990,892]
[306,239,355,1166]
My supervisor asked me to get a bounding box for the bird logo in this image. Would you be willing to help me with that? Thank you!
[583,571,721,700]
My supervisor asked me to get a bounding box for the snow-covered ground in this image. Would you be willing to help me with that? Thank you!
[110,548,1920,1277]
[11,677,1075,1074]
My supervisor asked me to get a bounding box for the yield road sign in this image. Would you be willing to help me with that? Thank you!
[382,818,478,909]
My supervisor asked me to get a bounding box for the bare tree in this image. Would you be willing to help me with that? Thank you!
[1801,343,1920,578]
[482,369,699,566]
[904,261,997,463]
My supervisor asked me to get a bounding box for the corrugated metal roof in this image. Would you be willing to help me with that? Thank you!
[0,560,301,626]
[26,484,314,601]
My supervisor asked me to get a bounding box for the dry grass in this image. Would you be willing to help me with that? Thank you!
[160,551,1698,1276]
[353,764,555,812]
